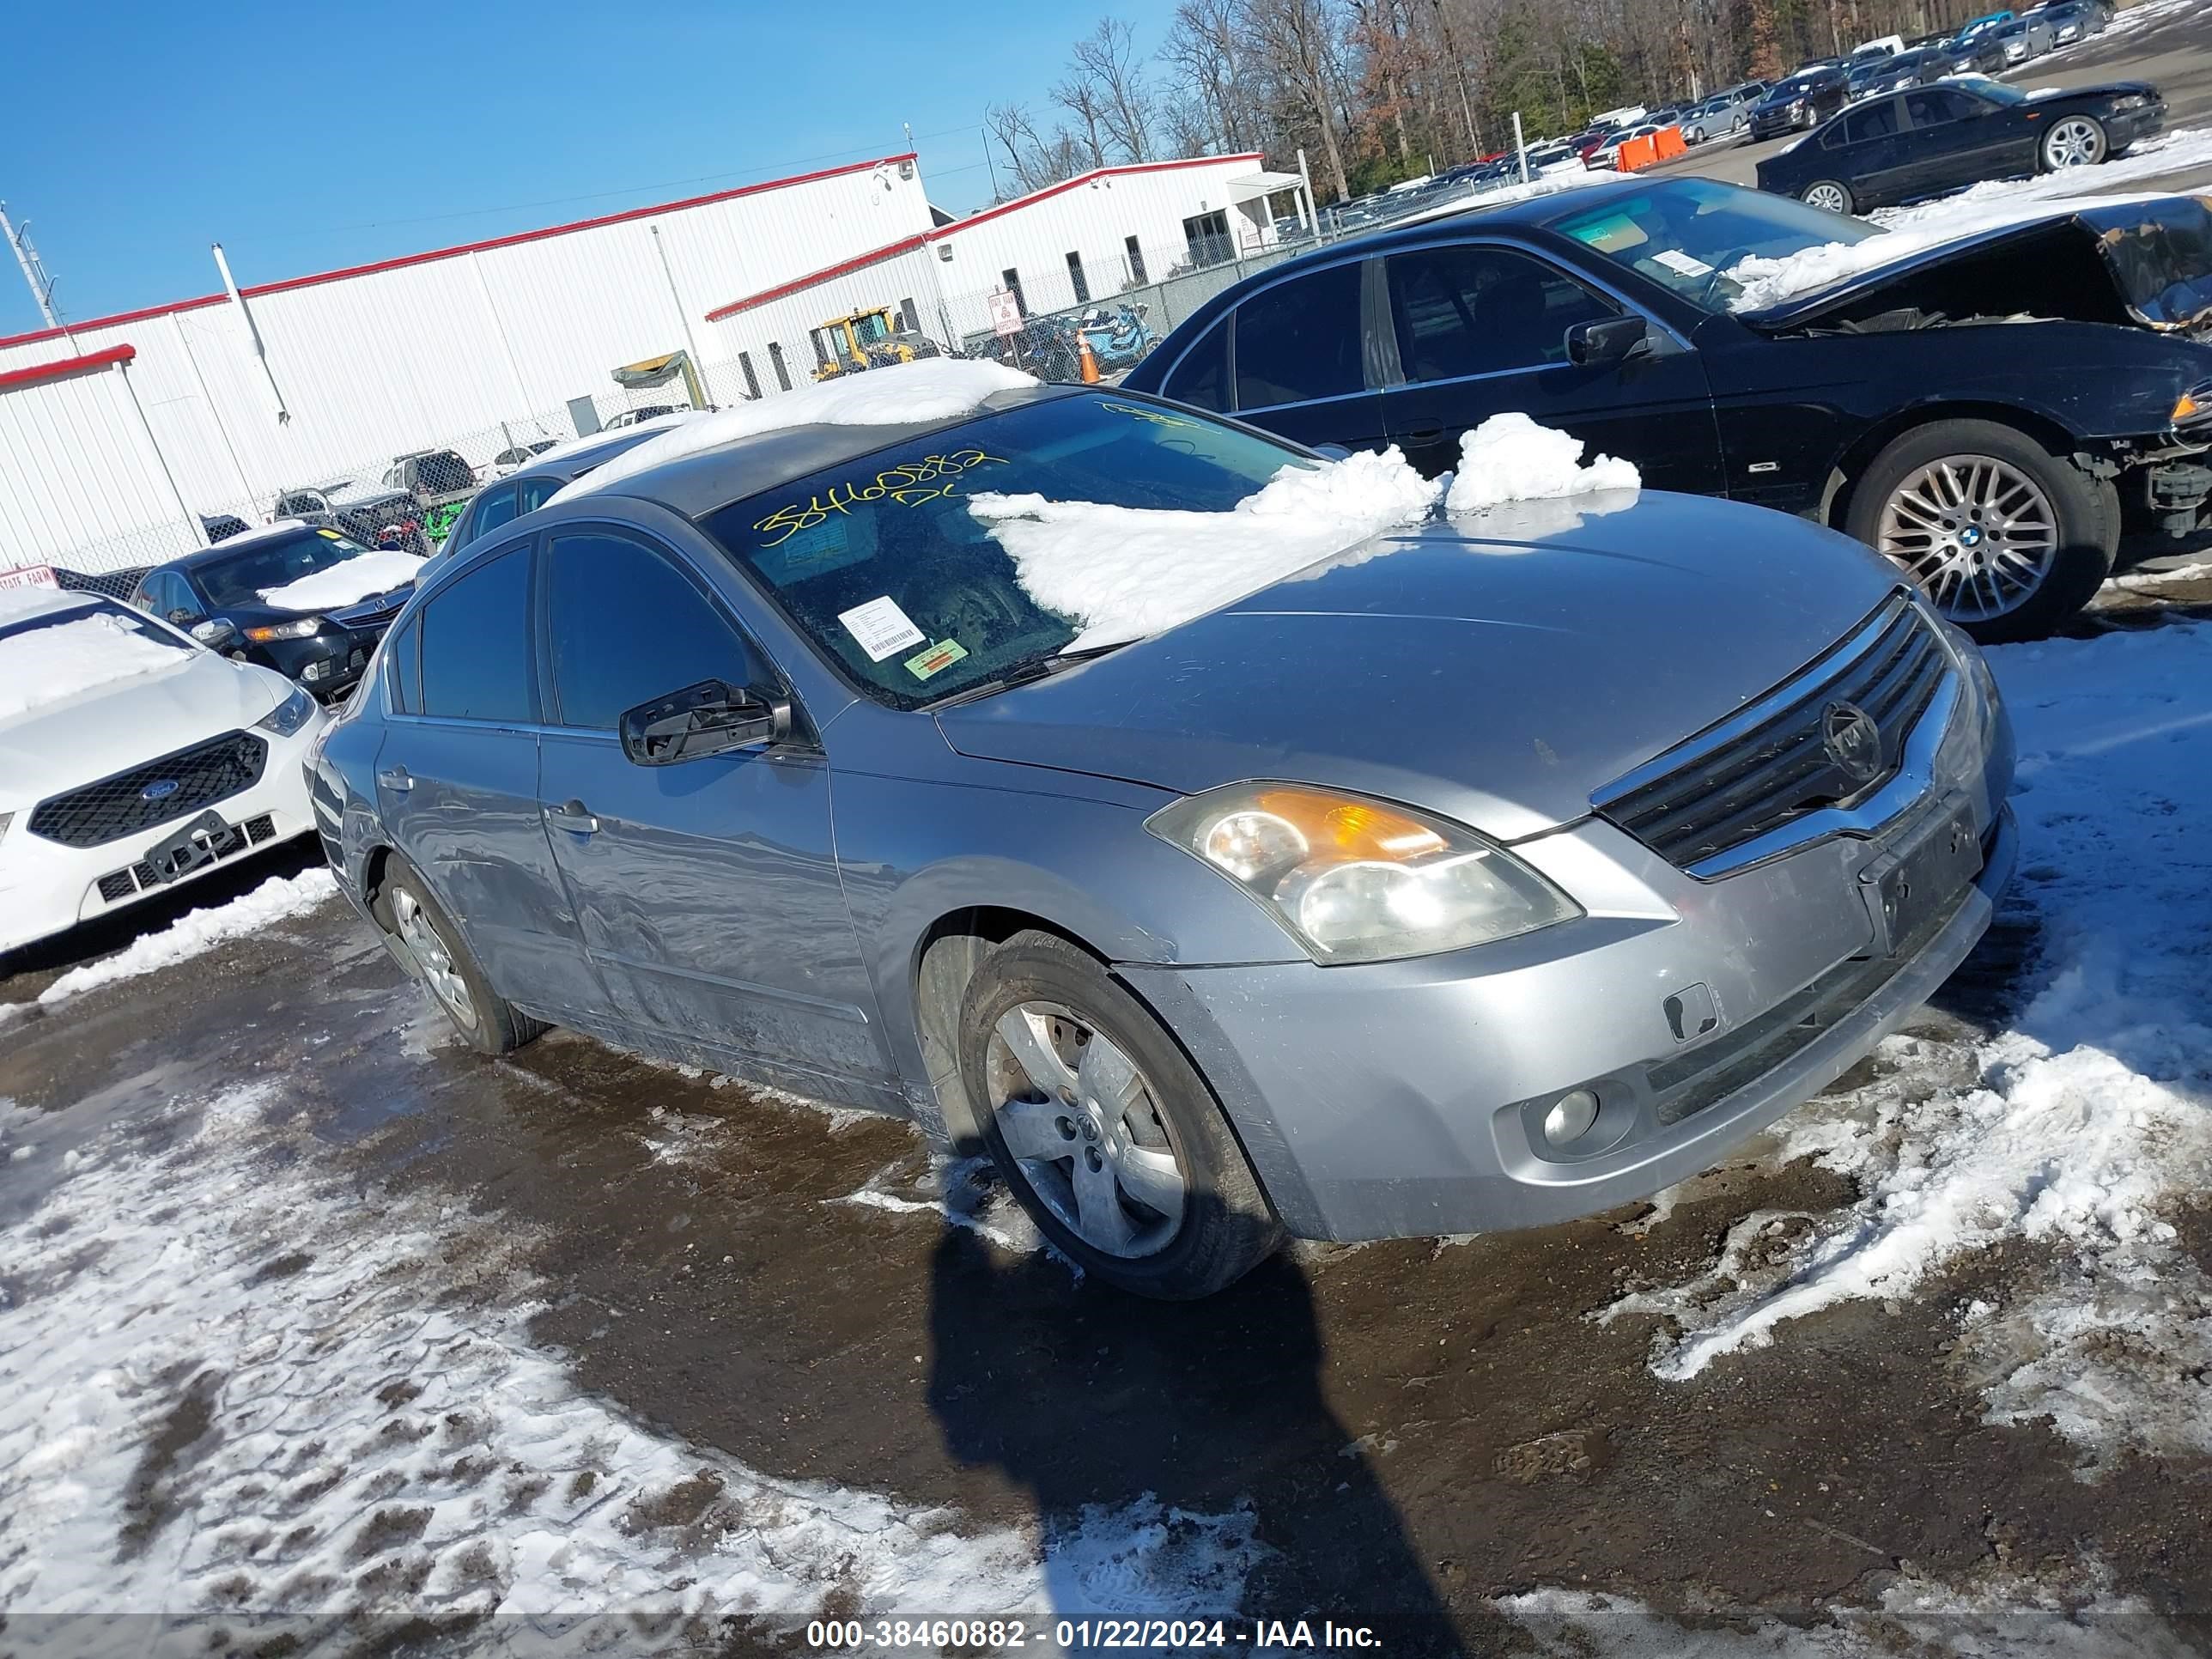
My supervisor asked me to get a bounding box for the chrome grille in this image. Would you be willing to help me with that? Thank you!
[1597,595,1951,873]
[29,732,267,849]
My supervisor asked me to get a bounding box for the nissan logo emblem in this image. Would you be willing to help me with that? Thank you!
[141,779,181,803]
[1820,700,1885,784]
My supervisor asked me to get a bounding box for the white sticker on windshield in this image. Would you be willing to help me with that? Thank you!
[1651,248,1716,278]
[838,596,927,662]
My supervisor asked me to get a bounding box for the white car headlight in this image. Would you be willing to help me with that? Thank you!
[255,684,319,737]
[1146,783,1581,964]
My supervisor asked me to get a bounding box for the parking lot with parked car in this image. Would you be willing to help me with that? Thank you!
[5,0,2212,1650]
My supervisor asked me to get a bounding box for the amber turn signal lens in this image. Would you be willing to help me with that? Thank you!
[1251,787,1447,861]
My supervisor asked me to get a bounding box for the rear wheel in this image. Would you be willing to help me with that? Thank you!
[1801,179,1855,214]
[385,860,544,1054]
[958,932,1281,1298]
[2041,114,2107,169]
[1844,418,2113,642]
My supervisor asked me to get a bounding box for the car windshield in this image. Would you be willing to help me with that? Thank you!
[1547,179,1885,312]
[701,392,1315,710]
[192,529,379,609]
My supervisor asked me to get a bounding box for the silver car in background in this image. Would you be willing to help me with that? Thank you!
[311,385,2015,1298]
[1682,82,1771,143]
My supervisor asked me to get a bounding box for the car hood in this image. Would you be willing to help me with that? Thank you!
[0,651,290,811]
[934,490,1900,841]
[1741,191,2212,335]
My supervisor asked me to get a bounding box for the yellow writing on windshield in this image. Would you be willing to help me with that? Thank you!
[754,449,1006,548]
[1097,400,1202,430]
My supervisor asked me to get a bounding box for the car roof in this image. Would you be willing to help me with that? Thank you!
[0,585,102,628]
[591,384,1084,521]
[491,422,694,489]
[158,521,329,573]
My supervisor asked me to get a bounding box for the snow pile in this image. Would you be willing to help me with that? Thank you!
[258,546,424,611]
[38,868,337,1008]
[2102,0,2206,35]
[0,607,188,724]
[1445,412,1640,513]
[1600,622,2212,1465]
[1726,124,2212,311]
[0,1074,1265,1646]
[969,446,1440,648]
[551,359,1038,504]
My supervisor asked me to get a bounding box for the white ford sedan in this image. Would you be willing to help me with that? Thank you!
[0,586,327,956]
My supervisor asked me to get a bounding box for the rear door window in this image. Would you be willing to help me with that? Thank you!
[1232,261,1365,410]
[1843,99,1902,143]
[416,546,535,723]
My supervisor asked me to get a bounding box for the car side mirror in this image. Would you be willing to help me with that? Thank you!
[618,678,790,766]
[190,617,240,651]
[1565,315,1648,367]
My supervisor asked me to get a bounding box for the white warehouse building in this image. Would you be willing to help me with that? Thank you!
[0,149,1290,578]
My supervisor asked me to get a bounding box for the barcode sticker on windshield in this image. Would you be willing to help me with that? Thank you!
[1651,249,1715,278]
[839,596,927,662]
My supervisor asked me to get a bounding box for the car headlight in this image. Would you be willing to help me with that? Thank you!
[1146,783,1581,964]
[256,684,318,737]
[2113,93,2151,111]
[244,617,325,643]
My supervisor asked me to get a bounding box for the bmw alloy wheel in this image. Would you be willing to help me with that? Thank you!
[1802,180,1852,213]
[2043,116,2106,167]
[1874,454,2059,622]
[392,886,479,1030]
[984,1001,1187,1258]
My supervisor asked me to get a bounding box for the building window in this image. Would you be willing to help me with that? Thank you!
[899,296,921,333]
[1183,210,1231,268]
[738,351,762,400]
[1002,268,1027,318]
[768,342,792,392]
[1066,251,1090,306]
[1125,234,1147,286]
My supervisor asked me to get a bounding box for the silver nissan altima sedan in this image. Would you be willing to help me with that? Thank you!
[309,382,2015,1298]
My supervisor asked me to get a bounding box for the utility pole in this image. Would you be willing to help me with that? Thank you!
[2,202,73,344]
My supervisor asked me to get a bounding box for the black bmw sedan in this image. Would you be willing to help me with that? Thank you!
[1758,78,2166,214]
[1118,175,2212,641]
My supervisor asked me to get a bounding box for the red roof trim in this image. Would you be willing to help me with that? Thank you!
[0,155,918,354]
[0,343,135,392]
[702,153,1267,324]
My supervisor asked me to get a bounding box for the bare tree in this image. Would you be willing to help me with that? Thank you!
[985,101,1082,196]
[1050,71,1111,168]
[1246,0,1354,200]
[1160,0,1251,152]
[1071,17,1158,161]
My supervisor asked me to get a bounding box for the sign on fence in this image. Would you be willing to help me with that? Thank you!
[0,565,59,590]
[987,289,1023,338]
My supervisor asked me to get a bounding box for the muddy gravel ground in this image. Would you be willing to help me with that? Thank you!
[3,574,2210,1658]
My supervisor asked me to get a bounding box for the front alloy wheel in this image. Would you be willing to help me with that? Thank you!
[2042,116,2106,167]
[1875,454,2058,624]
[1802,179,1854,214]
[985,1002,1186,1258]
[392,884,478,1032]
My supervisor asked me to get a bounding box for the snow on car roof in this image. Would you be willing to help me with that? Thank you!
[0,583,98,626]
[550,358,1038,505]
[0,595,191,725]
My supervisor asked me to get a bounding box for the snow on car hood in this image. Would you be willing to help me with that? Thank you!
[937,490,1896,842]
[0,646,294,811]
[259,548,426,611]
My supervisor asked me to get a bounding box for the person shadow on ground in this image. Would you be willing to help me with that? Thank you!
[927,1219,1466,1655]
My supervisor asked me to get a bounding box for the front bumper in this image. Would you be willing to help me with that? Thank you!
[255,628,386,701]
[0,711,327,957]
[1123,656,2015,1242]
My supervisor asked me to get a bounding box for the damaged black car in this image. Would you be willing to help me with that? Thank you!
[1122,175,2212,641]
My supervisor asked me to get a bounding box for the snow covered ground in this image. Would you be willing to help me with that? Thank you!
[1602,620,2212,1470]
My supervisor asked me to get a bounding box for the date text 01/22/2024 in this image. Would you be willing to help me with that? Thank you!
[804,1617,1386,1650]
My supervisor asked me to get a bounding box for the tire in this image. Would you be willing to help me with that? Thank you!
[384,858,545,1054]
[2040,113,2108,170]
[957,931,1283,1299]
[1801,179,1856,214]
[1844,418,2115,642]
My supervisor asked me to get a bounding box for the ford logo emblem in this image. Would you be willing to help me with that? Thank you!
[141,779,181,802]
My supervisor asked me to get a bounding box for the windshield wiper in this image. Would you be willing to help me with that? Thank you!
[924,639,1133,709]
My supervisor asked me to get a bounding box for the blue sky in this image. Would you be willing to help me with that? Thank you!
[1,0,1183,338]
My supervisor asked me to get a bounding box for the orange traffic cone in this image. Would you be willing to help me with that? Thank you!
[1078,335,1101,384]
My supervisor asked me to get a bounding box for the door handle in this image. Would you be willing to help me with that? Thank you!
[1405,427,1446,446]
[376,766,413,793]
[545,799,599,834]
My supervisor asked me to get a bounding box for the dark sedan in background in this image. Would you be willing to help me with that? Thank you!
[1120,176,2212,641]
[1759,78,2166,213]
[1844,46,1952,101]
[1748,65,1850,139]
[131,526,416,699]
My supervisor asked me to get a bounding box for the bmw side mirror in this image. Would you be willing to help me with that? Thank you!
[191,617,240,652]
[618,678,791,766]
[1565,314,1649,367]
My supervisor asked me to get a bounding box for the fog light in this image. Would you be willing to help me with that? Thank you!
[1542,1089,1601,1146]
[301,659,331,683]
